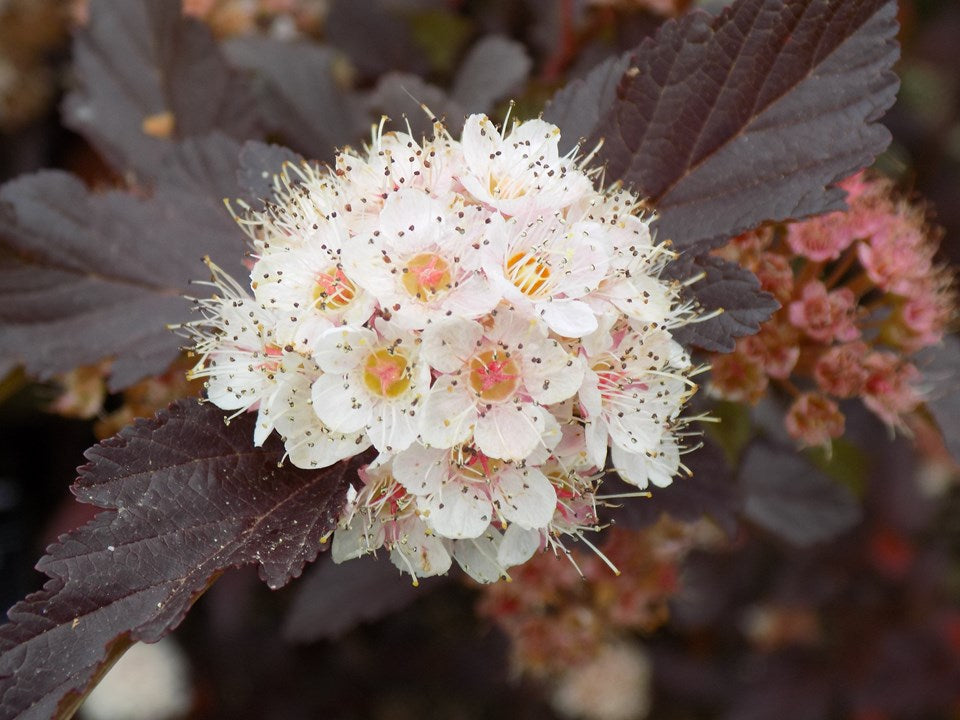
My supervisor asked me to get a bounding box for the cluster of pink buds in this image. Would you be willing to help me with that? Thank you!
[477,521,699,678]
[709,172,955,449]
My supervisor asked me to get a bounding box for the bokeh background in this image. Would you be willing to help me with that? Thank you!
[1,1,958,718]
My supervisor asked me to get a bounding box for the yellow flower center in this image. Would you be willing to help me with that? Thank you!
[401,252,452,299]
[506,251,551,297]
[312,266,357,309]
[488,175,527,199]
[362,348,411,398]
[468,349,520,402]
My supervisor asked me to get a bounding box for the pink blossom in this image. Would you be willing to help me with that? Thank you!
[838,171,879,205]
[753,252,794,305]
[740,320,800,380]
[862,352,922,428]
[813,342,869,398]
[785,393,845,449]
[707,350,769,405]
[883,279,954,352]
[786,212,859,262]
[788,281,860,343]
[857,214,935,296]
[713,228,773,265]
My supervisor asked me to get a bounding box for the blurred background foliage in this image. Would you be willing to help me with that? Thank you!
[0,1,958,718]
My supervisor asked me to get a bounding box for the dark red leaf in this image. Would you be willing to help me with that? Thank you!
[324,0,429,80]
[223,37,365,162]
[543,52,632,155]
[666,255,779,352]
[283,555,436,644]
[451,36,532,114]
[0,401,361,719]
[558,0,898,252]
[740,441,861,546]
[63,0,261,180]
[0,155,247,390]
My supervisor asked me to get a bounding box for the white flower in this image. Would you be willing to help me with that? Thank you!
[310,319,429,454]
[272,368,370,470]
[333,124,463,232]
[420,307,581,460]
[392,444,558,539]
[458,114,590,215]
[332,463,452,582]
[579,318,693,485]
[186,264,288,445]
[190,111,701,583]
[250,219,376,351]
[483,212,609,337]
[343,188,499,328]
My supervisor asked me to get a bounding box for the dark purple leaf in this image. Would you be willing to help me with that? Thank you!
[156,132,246,203]
[0,159,246,391]
[325,0,429,80]
[237,141,308,208]
[283,555,434,644]
[610,438,740,534]
[451,36,532,114]
[585,0,899,251]
[666,254,779,352]
[364,73,467,140]
[916,335,960,464]
[63,0,261,180]
[0,400,361,720]
[223,37,364,162]
[740,442,861,546]
[543,52,632,155]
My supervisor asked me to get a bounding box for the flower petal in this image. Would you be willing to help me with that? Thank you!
[392,444,447,495]
[497,524,542,567]
[311,325,376,373]
[538,299,598,337]
[311,371,370,433]
[451,529,508,583]
[474,402,548,461]
[420,375,477,448]
[495,467,557,530]
[423,480,492,539]
[421,317,483,372]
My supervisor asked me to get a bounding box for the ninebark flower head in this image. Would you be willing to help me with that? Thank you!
[188,113,699,582]
[709,171,955,451]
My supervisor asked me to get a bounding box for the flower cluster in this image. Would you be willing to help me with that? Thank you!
[477,522,700,678]
[188,114,697,583]
[710,172,955,449]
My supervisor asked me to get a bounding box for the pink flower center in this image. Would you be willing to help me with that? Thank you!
[362,349,411,398]
[469,349,520,402]
[401,252,452,298]
[313,266,357,309]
